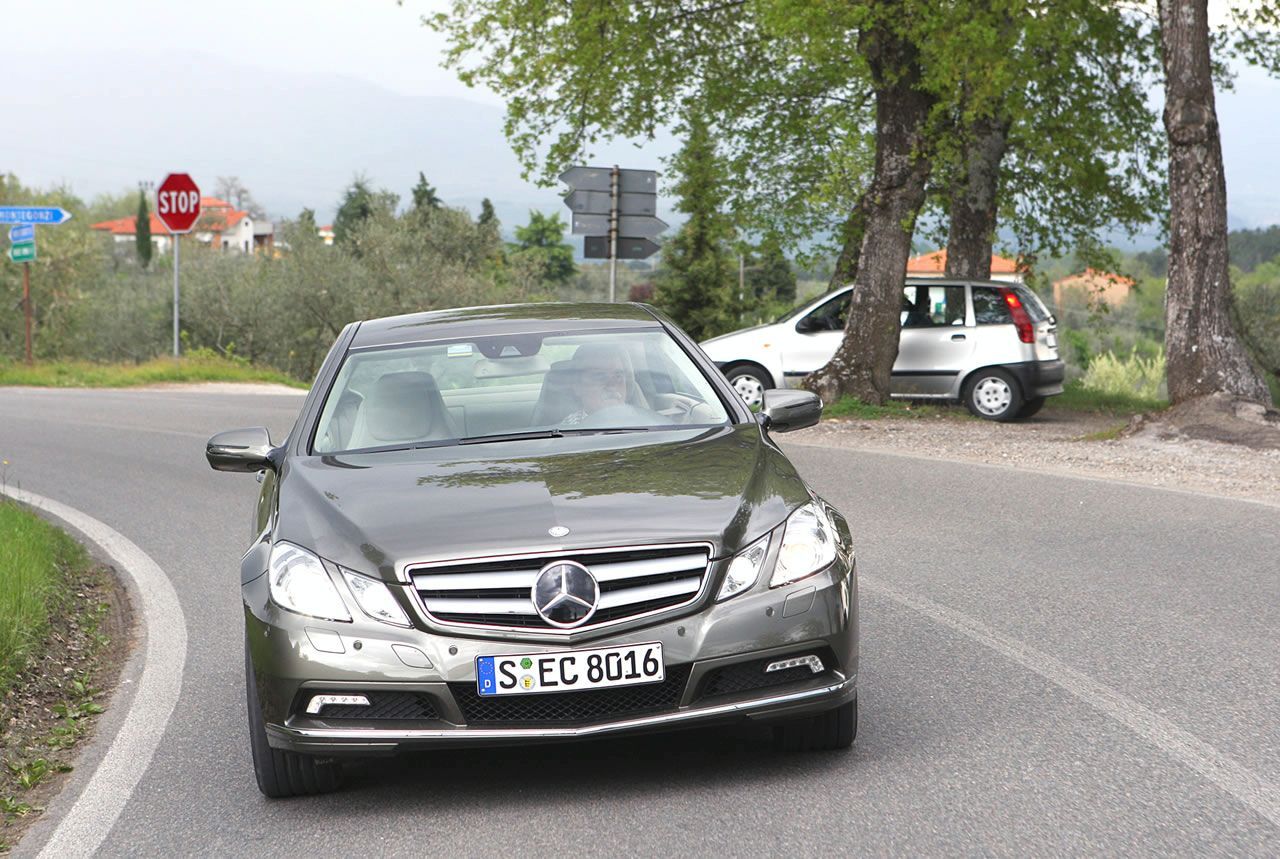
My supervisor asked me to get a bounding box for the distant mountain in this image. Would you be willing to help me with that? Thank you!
[3,48,675,232]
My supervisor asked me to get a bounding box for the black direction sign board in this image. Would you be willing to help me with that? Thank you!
[564,189,657,217]
[585,236,661,260]
[559,166,657,194]
[572,213,668,237]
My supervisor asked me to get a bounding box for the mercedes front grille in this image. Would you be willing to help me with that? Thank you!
[409,543,711,633]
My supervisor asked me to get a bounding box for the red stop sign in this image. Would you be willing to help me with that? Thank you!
[156,173,202,234]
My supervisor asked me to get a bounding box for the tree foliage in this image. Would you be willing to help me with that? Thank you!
[411,172,443,212]
[135,191,152,269]
[333,176,399,248]
[511,211,576,286]
[655,113,736,341]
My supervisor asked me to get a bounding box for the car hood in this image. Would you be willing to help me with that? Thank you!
[275,424,811,583]
[700,322,776,347]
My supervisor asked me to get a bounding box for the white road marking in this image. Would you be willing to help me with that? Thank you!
[1,488,188,859]
[863,575,1280,829]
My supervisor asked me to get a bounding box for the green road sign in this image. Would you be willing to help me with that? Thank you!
[8,242,35,263]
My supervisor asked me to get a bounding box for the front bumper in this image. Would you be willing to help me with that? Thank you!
[245,556,858,755]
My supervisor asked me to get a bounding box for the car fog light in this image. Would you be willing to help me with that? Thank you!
[342,569,411,627]
[306,694,370,715]
[765,654,824,674]
[717,534,770,601]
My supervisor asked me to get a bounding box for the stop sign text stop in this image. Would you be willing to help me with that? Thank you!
[156,173,202,234]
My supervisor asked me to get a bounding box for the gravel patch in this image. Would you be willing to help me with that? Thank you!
[788,409,1280,507]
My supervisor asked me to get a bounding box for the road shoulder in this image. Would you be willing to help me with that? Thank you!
[792,410,1280,507]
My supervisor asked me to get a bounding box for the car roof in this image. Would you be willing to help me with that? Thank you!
[349,302,662,349]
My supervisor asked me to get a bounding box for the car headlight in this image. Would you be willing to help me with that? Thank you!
[267,542,351,622]
[770,501,837,587]
[342,568,411,627]
[717,534,770,601]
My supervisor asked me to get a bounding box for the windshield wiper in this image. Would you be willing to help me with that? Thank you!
[458,429,565,445]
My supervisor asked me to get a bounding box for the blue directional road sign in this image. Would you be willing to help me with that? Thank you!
[0,206,73,225]
[9,224,35,243]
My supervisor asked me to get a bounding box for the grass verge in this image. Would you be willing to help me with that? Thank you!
[1050,380,1168,415]
[0,355,306,390]
[824,396,949,420]
[0,503,82,691]
[0,500,130,852]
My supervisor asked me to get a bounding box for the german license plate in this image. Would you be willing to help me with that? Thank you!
[476,642,664,697]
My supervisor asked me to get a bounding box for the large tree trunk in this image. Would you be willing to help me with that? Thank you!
[804,25,935,405]
[1158,0,1272,405]
[944,115,1010,280]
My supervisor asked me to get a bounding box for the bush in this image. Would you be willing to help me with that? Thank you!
[1080,348,1166,399]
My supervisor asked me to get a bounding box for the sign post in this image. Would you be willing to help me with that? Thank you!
[155,174,201,357]
[561,166,665,301]
[5,221,52,366]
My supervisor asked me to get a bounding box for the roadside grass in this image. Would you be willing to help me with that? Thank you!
[824,396,949,420]
[0,355,306,390]
[1050,380,1168,416]
[0,501,116,849]
[0,501,83,692]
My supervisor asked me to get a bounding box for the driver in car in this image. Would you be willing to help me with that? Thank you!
[563,343,637,425]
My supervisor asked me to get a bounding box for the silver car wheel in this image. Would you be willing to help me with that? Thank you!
[972,376,1012,416]
[732,374,765,408]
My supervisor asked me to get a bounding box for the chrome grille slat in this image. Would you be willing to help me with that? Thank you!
[414,570,538,591]
[597,577,700,609]
[421,596,536,615]
[589,554,707,582]
[409,543,711,633]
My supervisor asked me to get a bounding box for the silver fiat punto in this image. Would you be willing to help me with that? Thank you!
[702,278,1065,420]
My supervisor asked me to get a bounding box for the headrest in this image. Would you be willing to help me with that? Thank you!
[364,372,441,443]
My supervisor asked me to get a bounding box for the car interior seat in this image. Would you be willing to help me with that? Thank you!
[347,371,458,449]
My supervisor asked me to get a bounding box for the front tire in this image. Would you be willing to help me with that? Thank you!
[773,698,857,752]
[723,363,774,409]
[963,368,1024,422]
[245,641,342,798]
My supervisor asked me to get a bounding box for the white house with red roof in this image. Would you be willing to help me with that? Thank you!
[92,196,273,255]
[906,249,1024,283]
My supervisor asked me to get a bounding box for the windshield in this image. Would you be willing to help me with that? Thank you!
[312,328,733,454]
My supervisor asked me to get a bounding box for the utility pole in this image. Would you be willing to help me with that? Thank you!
[608,165,620,303]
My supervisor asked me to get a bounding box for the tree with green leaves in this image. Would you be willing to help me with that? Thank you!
[511,211,575,286]
[745,236,796,305]
[478,198,497,229]
[430,0,1167,403]
[135,191,152,269]
[411,172,443,212]
[333,176,399,248]
[656,112,736,341]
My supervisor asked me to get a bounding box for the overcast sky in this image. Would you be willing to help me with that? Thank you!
[10,0,490,102]
[4,0,1278,231]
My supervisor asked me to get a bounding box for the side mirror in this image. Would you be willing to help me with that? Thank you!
[759,390,822,433]
[207,427,277,473]
[794,315,817,334]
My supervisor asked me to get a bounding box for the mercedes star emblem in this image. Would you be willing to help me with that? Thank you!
[532,560,599,628]
[548,525,570,538]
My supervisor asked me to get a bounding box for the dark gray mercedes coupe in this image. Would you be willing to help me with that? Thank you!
[207,303,858,797]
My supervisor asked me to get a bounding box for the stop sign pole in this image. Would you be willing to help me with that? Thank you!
[155,174,201,357]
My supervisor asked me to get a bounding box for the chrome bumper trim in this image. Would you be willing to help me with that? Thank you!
[271,673,856,742]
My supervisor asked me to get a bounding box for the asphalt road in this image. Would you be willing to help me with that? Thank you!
[2,387,1278,856]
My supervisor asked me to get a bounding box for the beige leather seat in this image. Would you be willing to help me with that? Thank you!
[348,372,458,448]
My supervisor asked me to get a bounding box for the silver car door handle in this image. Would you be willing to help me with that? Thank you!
[950,333,966,342]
